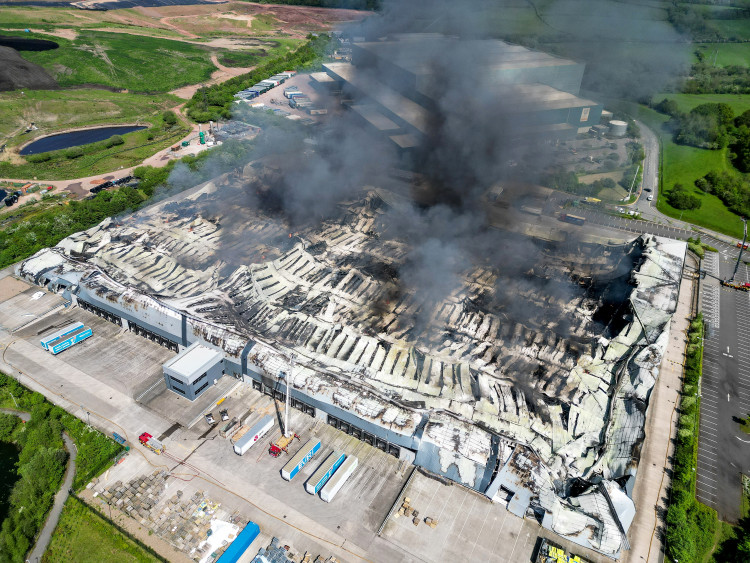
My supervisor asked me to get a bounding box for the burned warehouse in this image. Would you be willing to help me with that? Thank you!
[17,163,685,557]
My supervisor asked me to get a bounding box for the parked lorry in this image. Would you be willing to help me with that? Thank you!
[281,438,321,481]
[230,425,250,444]
[48,325,93,355]
[233,415,274,455]
[41,322,84,350]
[560,213,585,226]
[306,451,346,494]
[139,432,164,454]
[320,455,358,502]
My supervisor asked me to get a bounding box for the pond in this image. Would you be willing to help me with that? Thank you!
[20,125,147,156]
[0,441,19,524]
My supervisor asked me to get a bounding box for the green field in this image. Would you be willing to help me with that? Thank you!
[695,43,750,67]
[659,142,745,237]
[0,89,181,146]
[658,93,750,115]
[18,31,216,93]
[43,496,162,563]
[713,18,750,41]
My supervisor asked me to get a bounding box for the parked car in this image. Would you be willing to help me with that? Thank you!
[220,409,229,421]
[205,412,215,425]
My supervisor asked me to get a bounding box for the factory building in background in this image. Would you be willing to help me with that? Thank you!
[314,34,603,152]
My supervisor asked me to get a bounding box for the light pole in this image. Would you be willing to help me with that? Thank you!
[5,389,19,409]
[279,355,294,438]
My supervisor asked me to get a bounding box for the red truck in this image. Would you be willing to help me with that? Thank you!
[138,432,164,454]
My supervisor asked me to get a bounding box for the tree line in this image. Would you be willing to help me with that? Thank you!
[0,373,123,562]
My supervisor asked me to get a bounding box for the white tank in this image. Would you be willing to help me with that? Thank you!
[609,120,628,137]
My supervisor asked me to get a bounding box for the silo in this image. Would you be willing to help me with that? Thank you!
[609,120,628,137]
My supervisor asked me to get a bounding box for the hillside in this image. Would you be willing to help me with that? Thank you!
[0,46,56,91]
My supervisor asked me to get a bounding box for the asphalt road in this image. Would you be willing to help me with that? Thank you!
[27,432,76,562]
[696,254,750,522]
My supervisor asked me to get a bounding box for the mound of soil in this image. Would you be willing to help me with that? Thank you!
[0,46,57,91]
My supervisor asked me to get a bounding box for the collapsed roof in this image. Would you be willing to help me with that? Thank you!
[18,170,685,558]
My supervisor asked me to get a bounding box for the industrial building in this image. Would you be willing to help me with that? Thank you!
[162,341,224,401]
[314,34,603,152]
[17,168,684,559]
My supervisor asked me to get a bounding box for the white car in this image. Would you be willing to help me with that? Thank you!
[647,195,653,201]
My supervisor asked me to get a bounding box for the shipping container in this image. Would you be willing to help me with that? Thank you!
[41,322,84,350]
[560,213,585,226]
[320,455,358,502]
[520,206,542,216]
[281,438,321,481]
[234,415,274,455]
[305,451,346,494]
[49,326,93,355]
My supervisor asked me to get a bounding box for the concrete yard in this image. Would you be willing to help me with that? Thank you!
[0,269,637,563]
[0,273,432,561]
[380,470,611,563]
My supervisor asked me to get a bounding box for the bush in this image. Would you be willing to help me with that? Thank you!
[104,135,124,148]
[26,152,51,163]
[65,146,84,159]
[697,169,750,217]
[162,110,177,127]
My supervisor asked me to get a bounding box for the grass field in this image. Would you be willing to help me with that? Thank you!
[18,31,216,93]
[0,89,181,146]
[657,92,750,115]
[695,43,750,67]
[43,496,161,563]
[712,18,750,42]
[659,142,745,237]
[603,98,747,238]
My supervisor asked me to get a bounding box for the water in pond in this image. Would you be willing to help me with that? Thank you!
[0,442,19,524]
[20,125,147,156]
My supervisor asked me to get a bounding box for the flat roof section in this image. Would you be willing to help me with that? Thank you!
[163,341,223,382]
[323,62,429,135]
[351,104,401,132]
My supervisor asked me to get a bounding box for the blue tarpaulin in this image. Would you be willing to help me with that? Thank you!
[216,521,260,563]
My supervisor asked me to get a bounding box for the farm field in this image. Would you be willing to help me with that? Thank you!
[43,496,161,563]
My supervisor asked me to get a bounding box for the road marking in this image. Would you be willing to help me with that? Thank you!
[697,481,719,491]
[736,435,750,443]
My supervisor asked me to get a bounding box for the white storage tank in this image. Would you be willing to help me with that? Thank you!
[609,120,628,137]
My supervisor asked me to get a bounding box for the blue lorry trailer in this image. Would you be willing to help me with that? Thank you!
[281,438,321,481]
[49,325,92,355]
[40,322,83,350]
[305,451,346,495]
